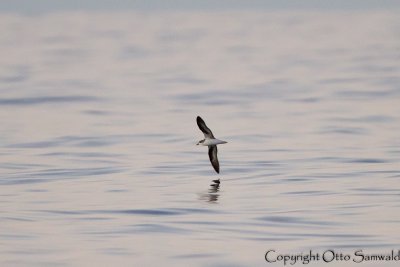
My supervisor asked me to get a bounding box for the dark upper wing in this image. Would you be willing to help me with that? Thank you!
[197,116,215,138]
[208,145,220,173]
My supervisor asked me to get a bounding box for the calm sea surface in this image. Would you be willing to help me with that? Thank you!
[1,11,400,267]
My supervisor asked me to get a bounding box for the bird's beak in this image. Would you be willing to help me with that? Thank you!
[196,142,199,145]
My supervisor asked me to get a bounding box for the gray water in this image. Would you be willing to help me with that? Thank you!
[1,11,400,267]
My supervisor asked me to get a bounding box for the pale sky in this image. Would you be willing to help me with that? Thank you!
[1,0,400,14]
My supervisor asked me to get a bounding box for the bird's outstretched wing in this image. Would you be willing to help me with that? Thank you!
[208,145,219,173]
[197,116,215,138]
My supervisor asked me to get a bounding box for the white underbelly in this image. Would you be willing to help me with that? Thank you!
[203,139,227,146]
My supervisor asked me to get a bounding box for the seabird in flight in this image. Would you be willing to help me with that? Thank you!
[196,116,227,183]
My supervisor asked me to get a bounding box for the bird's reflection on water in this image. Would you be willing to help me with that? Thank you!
[199,182,220,203]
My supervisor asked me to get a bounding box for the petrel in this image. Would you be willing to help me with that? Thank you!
[196,116,227,181]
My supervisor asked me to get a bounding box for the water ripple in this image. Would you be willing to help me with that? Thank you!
[38,208,222,217]
[0,96,99,106]
[0,167,124,185]
[256,215,338,227]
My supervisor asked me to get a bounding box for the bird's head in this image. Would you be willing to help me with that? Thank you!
[196,139,205,145]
